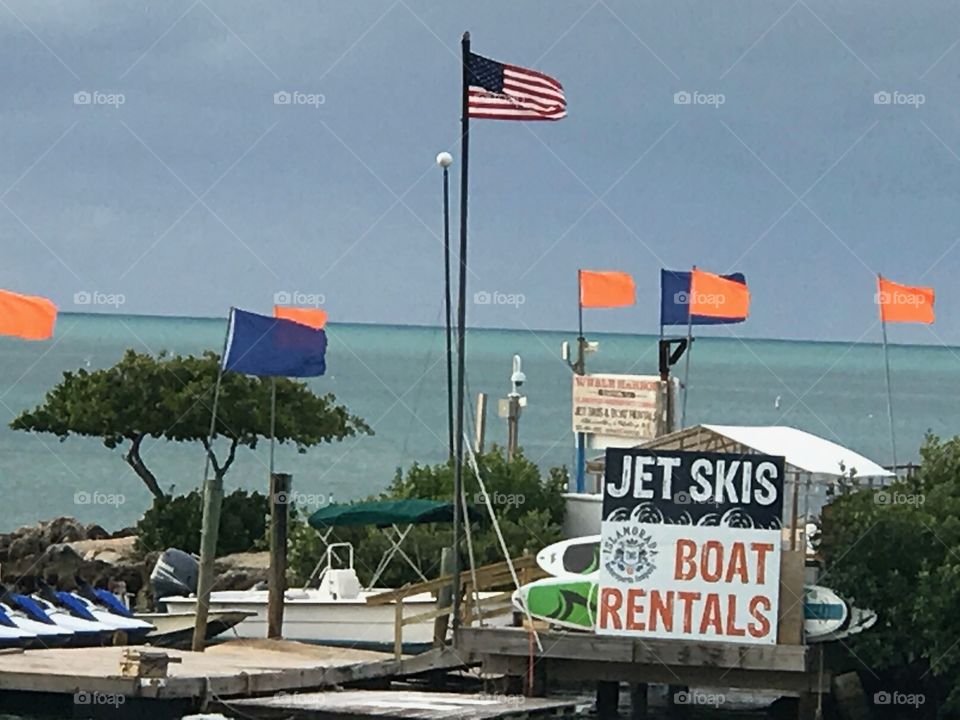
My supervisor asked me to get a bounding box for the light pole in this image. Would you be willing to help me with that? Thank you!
[437,151,454,462]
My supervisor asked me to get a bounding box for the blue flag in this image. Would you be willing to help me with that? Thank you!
[660,269,747,327]
[222,308,326,377]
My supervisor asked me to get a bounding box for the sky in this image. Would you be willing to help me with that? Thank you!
[2,1,960,344]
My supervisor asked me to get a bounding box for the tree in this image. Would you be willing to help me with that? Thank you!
[818,434,960,717]
[11,350,371,499]
[287,447,568,588]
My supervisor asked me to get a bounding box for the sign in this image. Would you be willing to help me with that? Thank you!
[572,373,660,440]
[596,448,785,645]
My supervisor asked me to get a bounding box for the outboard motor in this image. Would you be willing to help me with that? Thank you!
[150,548,200,599]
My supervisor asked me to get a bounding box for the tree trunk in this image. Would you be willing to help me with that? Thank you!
[125,434,164,499]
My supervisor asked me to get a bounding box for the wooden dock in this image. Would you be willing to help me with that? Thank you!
[220,689,580,719]
[0,639,472,718]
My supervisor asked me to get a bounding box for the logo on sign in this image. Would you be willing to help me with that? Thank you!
[603,524,658,583]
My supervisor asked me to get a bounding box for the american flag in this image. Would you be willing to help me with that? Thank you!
[467,52,566,121]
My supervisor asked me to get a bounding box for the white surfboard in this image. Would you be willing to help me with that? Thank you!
[536,535,601,577]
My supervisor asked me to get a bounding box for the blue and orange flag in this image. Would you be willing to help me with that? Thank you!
[0,289,57,340]
[660,269,749,326]
[274,306,328,330]
[223,308,326,377]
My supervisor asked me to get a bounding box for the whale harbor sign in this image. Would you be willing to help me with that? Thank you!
[596,448,785,645]
[571,373,660,440]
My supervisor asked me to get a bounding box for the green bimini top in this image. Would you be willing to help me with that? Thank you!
[307,498,481,529]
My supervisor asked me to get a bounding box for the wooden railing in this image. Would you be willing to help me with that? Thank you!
[366,555,548,659]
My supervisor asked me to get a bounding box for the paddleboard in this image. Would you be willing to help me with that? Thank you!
[536,535,601,577]
[516,574,865,641]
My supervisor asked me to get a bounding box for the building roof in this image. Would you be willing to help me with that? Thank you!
[634,424,893,479]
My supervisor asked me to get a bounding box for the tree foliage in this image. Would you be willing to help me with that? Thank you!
[11,350,371,498]
[818,434,960,717]
[288,448,568,588]
[136,489,270,556]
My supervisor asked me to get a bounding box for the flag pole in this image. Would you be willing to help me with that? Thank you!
[269,376,277,474]
[451,30,471,640]
[879,274,898,471]
[441,156,455,462]
[680,268,695,428]
[192,308,232,651]
[575,270,586,493]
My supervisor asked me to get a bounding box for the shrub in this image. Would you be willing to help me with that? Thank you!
[135,489,269,556]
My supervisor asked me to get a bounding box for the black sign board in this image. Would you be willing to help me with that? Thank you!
[602,448,785,530]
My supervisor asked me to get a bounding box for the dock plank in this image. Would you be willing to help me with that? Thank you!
[221,689,579,719]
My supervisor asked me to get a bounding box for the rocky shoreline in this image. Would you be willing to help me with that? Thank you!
[0,517,269,609]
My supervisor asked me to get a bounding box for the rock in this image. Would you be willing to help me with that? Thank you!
[85,524,111,541]
[214,551,270,591]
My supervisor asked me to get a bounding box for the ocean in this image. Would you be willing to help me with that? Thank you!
[1,312,957,533]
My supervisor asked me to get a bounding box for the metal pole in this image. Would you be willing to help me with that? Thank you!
[880,278,898,471]
[442,164,455,462]
[269,377,277,474]
[192,309,232,651]
[680,268,695,428]
[451,30,471,638]
[575,270,587,493]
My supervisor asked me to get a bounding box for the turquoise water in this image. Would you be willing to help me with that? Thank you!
[1,313,958,532]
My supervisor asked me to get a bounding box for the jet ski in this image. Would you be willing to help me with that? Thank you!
[2,586,113,647]
[0,601,72,647]
[0,604,38,648]
[33,581,143,646]
[52,580,153,642]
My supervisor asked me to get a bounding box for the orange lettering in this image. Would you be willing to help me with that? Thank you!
[702,541,723,582]
[599,588,623,630]
[649,590,674,632]
[677,591,701,633]
[750,542,774,584]
[675,539,697,580]
[725,542,749,583]
[747,596,772,638]
[626,588,646,631]
[725,595,746,637]
[699,593,723,635]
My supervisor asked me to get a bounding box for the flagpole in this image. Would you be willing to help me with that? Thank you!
[680,268,695,428]
[192,308,233,651]
[451,30,471,640]
[269,377,277,474]
[575,270,586,493]
[437,152,455,462]
[879,274,898,471]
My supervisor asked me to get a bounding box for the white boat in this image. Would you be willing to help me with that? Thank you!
[159,543,511,650]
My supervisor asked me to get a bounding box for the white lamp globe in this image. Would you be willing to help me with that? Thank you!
[436,152,453,168]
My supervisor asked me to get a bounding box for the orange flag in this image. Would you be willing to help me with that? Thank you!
[274,306,328,330]
[877,276,934,324]
[0,289,57,340]
[689,268,750,319]
[579,270,635,308]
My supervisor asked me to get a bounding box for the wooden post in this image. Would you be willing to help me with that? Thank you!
[630,683,648,719]
[474,392,487,454]
[191,475,223,651]
[432,547,455,646]
[597,681,619,719]
[394,598,403,660]
[267,473,291,639]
